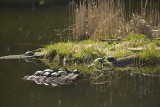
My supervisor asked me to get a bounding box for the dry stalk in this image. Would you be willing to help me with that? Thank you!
[70,0,160,39]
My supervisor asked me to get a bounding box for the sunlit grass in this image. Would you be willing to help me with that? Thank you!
[42,34,160,65]
[122,33,149,48]
[138,45,160,62]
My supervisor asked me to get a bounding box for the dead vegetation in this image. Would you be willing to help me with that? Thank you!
[69,0,160,40]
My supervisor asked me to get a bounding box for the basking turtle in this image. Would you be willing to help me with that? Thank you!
[25,51,34,56]
[43,69,56,77]
[43,71,51,76]
[44,69,54,72]
[34,71,45,76]
[58,70,68,75]
[64,68,72,74]
[23,68,85,87]
[51,72,61,77]
[73,69,82,74]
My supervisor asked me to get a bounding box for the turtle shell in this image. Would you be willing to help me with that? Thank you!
[25,51,34,56]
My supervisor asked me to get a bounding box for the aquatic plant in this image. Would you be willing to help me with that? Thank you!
[151,40,160,47]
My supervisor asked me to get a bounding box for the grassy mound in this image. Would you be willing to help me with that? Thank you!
[41,34,160,65]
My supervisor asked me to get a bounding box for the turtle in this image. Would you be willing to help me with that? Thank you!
[43,71,51,76]
[64,68,72,74]
[58,70,68,75]
[44,69,54,72]
[73,69,82,74]
[53,68,61,72]
[34,71,45,76]
[51,72,61,77]
[25,51,34,56]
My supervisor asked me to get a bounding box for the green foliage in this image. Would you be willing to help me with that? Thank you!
[138,45,160,61]
[111,48,133,58]
[124,33,147,42]
[43,42,75,56]
[151,40,160,47]
[80,39,100,44]
[53,42,75,56]
[73,45,101,62]
[123,33,149,47]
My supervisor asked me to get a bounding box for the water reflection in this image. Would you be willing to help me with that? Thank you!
[88,70,160,107]
[0,57,160,107]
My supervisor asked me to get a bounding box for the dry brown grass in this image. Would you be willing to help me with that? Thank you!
[70,0,160,40]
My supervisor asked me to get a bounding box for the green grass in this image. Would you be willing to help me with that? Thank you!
[123,33,149,47]
[151,40,160,47]
[124,33,147,41]
[138,45,160,62]
[41,34,160,66]
[43,42,75,56]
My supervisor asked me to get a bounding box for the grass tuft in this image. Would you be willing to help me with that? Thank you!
[138,45,160,62]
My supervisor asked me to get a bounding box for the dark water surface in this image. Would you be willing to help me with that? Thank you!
[0,2,160,107]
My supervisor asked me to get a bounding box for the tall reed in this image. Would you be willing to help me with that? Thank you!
[70,0,160,40]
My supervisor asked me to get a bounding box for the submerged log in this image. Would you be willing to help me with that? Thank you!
[92,56,139,70]
[114,55,138,67]
[23,73,83,87]
[0,52,44,59]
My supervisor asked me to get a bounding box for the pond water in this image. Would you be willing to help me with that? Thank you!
[0,2,160,107]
